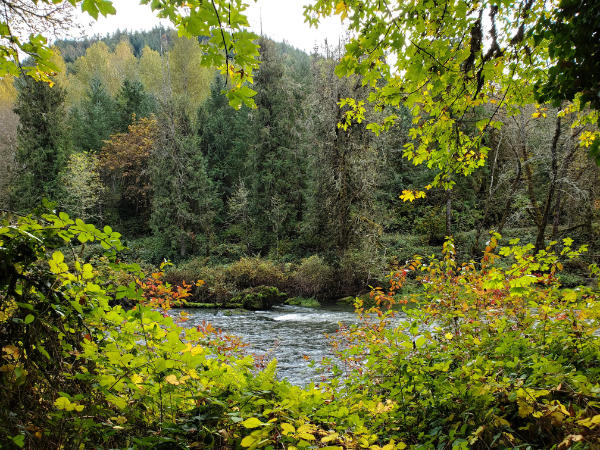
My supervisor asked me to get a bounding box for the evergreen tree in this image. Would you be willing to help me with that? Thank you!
[246,38,307,255]
[11,77,67,210]
[150,103,220,260]
[70,78,118,152]
[197,75,250,222]
[115,79,156,132]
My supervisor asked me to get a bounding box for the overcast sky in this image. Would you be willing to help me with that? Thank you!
[75,0,347,53]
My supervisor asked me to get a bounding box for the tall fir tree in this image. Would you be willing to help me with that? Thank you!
[70,78,118,152]
[197,75,250,225]
[11,78,68,210]
[246,38,307,255]
[115,79,156,132]
[150,103,220,260]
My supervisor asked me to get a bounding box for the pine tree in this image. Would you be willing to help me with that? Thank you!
[246,38,307,254]
[70,78,118,152]
[150,103,220,260]
[11,77,68,210]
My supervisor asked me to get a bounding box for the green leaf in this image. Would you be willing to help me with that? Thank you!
[54,396,71,410]
[11,435,25,448]
[242,417,265,428]
[24,314,34,324]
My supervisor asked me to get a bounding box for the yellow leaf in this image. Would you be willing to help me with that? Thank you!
[298,432,315,440]
[191,345,204,356]
[518,399,533,417]
[242,417,264,428]
[297,424,316,434]
[164,374,180,385]
[281,423,295,436]
[54,397,71,410]
[400,190,415,202]
[400,189,426,202]
[2,345,19,360]
[241,435,258,447]
[334,1,348,20]
[322,432,339,443]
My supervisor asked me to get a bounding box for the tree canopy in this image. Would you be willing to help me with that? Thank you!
[304,0,600,192]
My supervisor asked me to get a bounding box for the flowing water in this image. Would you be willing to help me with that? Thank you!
[181,304,364,386]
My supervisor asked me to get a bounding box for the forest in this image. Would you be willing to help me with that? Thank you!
[1,0,600,448]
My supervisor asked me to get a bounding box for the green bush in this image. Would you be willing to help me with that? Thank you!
[292,255,333,299]
[231,285,287,310]
[285,296,321,307]
[337,248,386,296]
[226,257,286,290]
[165,259,235,304]
[413,206,446,244]
[328,235,600,449]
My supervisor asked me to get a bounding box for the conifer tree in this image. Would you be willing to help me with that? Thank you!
[115,79,156,132]
[150,103,220,259]
[11,78,67,210]
[197,75,250,222]
[70,78,118,152]
[246,38,306,254]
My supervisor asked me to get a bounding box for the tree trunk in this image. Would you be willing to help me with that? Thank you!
[445,188,452,237]
[534,116,562,253]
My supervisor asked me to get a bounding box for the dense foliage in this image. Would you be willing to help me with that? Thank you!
[2,1,600,448]
[0,30,598,289]
[2,213,599,449]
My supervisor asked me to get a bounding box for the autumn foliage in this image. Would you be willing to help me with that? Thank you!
[99,115,157,215]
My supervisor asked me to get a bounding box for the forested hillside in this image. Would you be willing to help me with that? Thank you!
[1,28,599,296]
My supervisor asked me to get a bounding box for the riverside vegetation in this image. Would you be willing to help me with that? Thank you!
[2,0,600,448]
[2,213,600,449]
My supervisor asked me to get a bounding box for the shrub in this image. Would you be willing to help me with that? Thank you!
[226,257,286,290]
[165,259,235,303]
[231,286,287,310]
[327,234,600,449]
[337,248,386,296]
[413,206,446,244]
[291,255,333,299]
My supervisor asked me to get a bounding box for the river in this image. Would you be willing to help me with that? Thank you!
[180,304,363,386]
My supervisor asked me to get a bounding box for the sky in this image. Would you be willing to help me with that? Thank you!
[75,0,348,53]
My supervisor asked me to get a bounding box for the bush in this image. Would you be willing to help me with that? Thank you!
[337,248,386,296]
[226,257,286,290]
[327,234,600,449]
[231,286,287,310]
[413,206,446,244]
[285,297,321,307]
[292,255,333,299]
[165,259,235,304]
